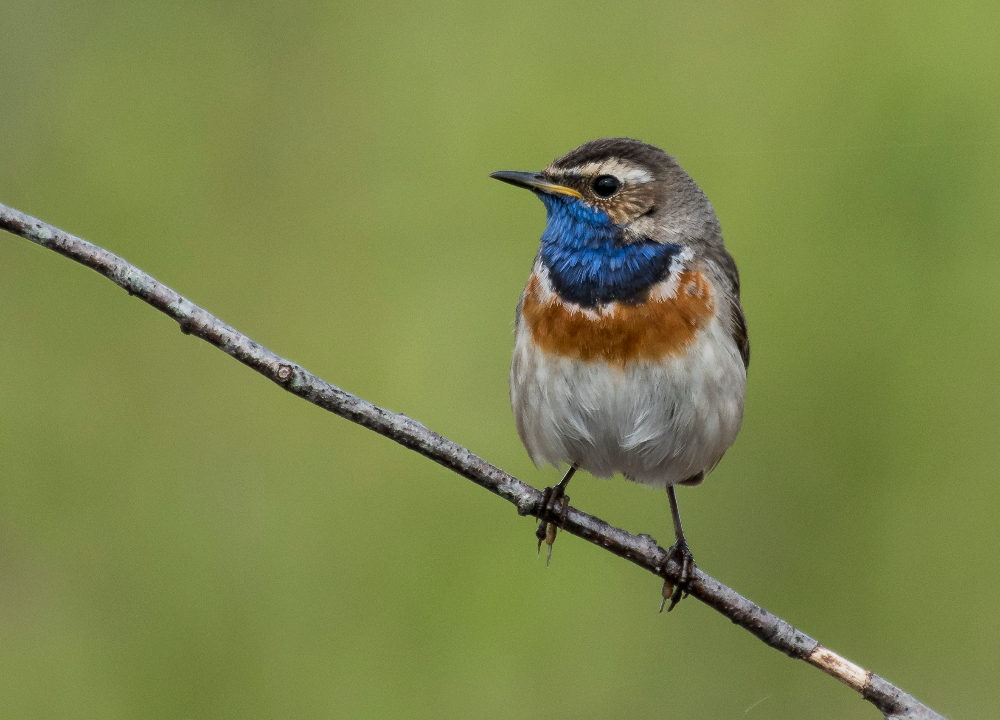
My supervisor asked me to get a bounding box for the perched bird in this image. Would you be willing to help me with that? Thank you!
[491,138,749,610]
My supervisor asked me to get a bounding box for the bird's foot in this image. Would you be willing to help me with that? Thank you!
[535,483,570,566]
[659,541,695,613]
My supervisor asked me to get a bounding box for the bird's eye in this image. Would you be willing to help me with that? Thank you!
[592,175,620,198]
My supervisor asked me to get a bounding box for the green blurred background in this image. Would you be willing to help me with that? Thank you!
[1,1,997,718]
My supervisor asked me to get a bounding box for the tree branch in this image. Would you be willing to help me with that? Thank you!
[0,201,945,720]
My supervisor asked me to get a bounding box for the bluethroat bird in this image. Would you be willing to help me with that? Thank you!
[491,138,749,611]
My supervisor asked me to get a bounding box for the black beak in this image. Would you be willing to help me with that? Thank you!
[489,171,583,199]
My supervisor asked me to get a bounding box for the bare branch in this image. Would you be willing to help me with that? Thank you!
[0,201,945,720]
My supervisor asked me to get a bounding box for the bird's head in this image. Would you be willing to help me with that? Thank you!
[491,138,721,307]
[491,137,718,247]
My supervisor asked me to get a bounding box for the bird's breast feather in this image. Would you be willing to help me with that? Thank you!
[521,269,715,367]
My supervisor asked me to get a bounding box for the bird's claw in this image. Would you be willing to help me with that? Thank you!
[659,541,695,612]
[535,484,570,566]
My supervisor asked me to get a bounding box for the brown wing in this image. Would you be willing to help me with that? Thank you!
[730,294,750,370]
[708,248,750,371]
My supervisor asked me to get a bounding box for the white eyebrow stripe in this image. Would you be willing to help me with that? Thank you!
[621,167,653,183]
[561,159,654,184]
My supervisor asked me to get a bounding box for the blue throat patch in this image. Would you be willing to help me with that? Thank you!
[537,194,679,307]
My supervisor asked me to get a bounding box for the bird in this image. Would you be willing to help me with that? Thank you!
[490,138,749,611]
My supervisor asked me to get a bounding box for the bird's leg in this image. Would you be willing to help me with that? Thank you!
[660,484,696,612]
[535,464,576,565]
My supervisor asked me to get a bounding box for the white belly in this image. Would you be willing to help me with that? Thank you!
[510,316,746,488]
